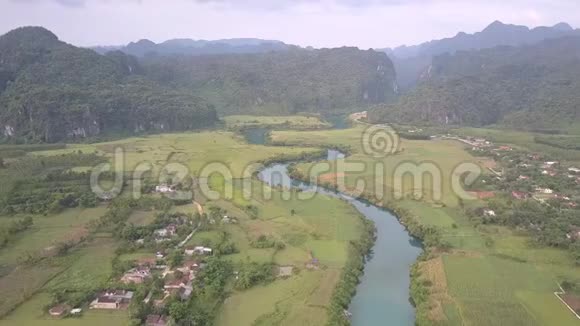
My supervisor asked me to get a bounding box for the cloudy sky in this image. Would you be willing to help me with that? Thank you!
[0,0,578,48]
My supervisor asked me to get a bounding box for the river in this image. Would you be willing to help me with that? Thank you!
[245,127,423,326]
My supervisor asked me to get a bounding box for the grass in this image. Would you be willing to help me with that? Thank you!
[126,210,157,226]
[273,125,479,207]
[44,238,118,292]
[0,292,129,326]
[34,131,320,178]
[204,158,364,324]
[0,206,108,266]
[453,127,580,163]
[223,115,330,129]
[216,270,331,326]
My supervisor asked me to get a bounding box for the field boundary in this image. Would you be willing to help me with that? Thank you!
[554,284,580,320]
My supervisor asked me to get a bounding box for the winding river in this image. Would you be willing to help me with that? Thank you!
[246,128,423,326]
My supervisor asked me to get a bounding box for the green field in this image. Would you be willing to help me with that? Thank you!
[0,293,129,326]
[273,125,479,207]
[0,206,108,266]
[34,131,320,178]
[223,115,331,129]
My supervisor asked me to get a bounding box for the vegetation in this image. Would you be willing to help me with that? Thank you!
[371,36,580,130]
[0,27,218,143]
[534,135,580,150]
[142,47,397,116]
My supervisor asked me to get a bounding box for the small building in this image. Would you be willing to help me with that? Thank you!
[70,308,82,315]
[278,266,294,277]
[121,267,151,284]
[49,304,70,317]
[155,185,175,194]
[164,275,190,290]
[518,175,530,180]
[154,224,177,238]
[483,209,496,217]
[535,187,554,194]
[192,246,212,255]
[90,290,134,310]
[568,167,580,174]
[146,314,170,326]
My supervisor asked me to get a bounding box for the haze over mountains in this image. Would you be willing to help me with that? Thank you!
[381,20,580,90]
[0,27,395,142]
[370,35,580,130]
[0,20,579,142]
[92,38,295,57]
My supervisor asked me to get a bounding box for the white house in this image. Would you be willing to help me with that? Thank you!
[193,246,212,255]
[155,185,175,193]
[535,187,554,194]
[483,209,496,217]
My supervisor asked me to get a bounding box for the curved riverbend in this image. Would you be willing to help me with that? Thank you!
[246,128,423,325]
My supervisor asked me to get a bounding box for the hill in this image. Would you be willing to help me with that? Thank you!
[141,47,398,115]
[92,37,293,57]
[370,36,580,130]
[0,27,218,142]
[382,21,580,90]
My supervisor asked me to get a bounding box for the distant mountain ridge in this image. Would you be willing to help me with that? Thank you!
[92,37,295,57]
[370,36,580,130]
[381,21,580,90]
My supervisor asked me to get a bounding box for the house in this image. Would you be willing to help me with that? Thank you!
[155,185,175,194]
[568,167,580,174]
[90,290,134,310]
[278,266,294,277]
[498,145,512,151]
[535,187,554,194]
[146,314,170,326]
[121,267,151,284]
[49,304,70,317]
[512,191,528,200]
[192,246,212,255]
[175,260,201,277]
[483,209,496,217]
[154,224,177,238]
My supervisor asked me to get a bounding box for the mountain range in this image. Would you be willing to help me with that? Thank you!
[382,21,580,90]
[92,38,294,57]
[0,27,396,142]
[370,35,580,130]
[0,27,218,142]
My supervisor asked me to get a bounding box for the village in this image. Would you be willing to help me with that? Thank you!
[44,182,325,325]
[445,134,580,241]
